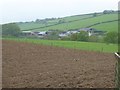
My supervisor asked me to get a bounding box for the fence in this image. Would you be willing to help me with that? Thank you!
[115,52,120,89]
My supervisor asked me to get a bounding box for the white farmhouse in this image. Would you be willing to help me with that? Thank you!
[38,31,47,37]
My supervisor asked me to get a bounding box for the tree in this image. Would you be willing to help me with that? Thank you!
[70,33,78,41]
[2,23,21,37]
[103,10,114,14]
[35,19,40,23]
[58,19,66,24]
[77,31,89,41]
[45,30,59,40]
[88,35,99,42]
[93,13,97,17]
[70,31,89,42]
[104,31,118,44]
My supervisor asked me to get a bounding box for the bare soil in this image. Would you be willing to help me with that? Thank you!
[2,40,116,88]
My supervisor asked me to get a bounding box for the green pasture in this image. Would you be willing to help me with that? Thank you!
[4,38,118,53]
[32,14,118,31]
[18,14,93,31]
[91,21,118,32]
[18,13,118,32]
[63,14,93,22]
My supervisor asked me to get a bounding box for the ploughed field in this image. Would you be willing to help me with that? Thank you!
[2,40,116,88]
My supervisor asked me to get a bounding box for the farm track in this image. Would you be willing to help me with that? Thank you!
[2,40,116,88]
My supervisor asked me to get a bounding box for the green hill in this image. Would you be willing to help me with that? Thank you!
[18,14,93,30]
[91,21,118,32]
[18,12,118,32]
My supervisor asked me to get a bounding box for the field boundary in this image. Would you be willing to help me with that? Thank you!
[86,19,119,28]
[115,52,120,89]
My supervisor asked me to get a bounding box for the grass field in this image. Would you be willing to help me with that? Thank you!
[37,14,117,31]
[18,14,93,30]
[62,14,93,22]
[91,21,118,32]
[4,38,118,53]
[18,13,118,32]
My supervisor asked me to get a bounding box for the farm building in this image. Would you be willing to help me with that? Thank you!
[68,30,79,34]
[37,31,47,37]
[59,32,68,37]
[22,31,48,38]
[79,28,106,36]
[22,31,35,36]
[59,30,80,37]
[89,30,106,36]
[59,28,106,37]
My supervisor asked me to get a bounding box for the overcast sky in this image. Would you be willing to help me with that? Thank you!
[0,0,119,24]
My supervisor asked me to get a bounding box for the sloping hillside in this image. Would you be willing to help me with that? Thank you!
[18,14,93,30]
[18,12,118,32]
[91,21,118,32]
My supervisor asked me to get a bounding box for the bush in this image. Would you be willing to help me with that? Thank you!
[70,31,89,42]
[2,23,21,37]
[77,31,89,41]
[60,37,71,41]
[88,35,99,42]
[104,31,118,44]
[70,33,78,41]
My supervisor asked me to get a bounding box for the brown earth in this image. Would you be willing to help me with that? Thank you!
[2,40,116,88]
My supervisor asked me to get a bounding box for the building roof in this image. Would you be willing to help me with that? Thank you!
[22,31,32,33]
[38,31,47,35]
